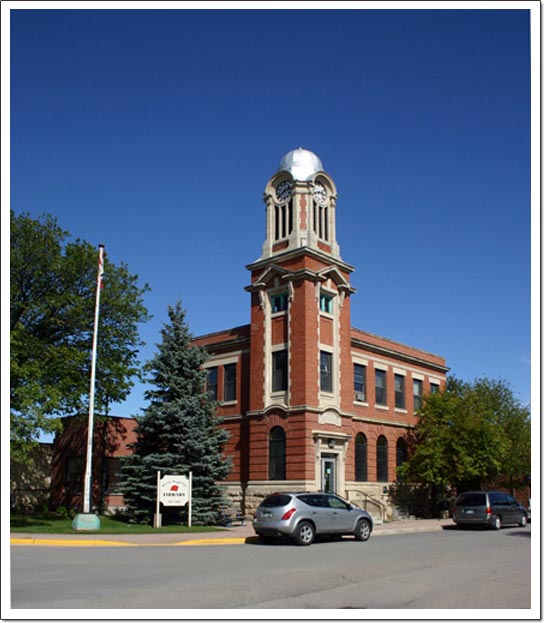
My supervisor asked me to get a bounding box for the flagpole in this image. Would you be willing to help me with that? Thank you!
[80,245,105,522]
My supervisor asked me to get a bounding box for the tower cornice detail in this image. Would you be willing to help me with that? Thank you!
[246,245,355,276]
[245,261,356,296]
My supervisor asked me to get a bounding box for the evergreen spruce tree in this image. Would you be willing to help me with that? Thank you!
[119,301,231,525]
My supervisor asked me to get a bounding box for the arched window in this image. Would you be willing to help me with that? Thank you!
[377,435,388,482]
[396,438,407,468]
[355,433,368,481]
[269,426,286,480]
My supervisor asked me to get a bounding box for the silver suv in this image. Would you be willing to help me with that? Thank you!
[252,492,374,545]
[452,491,528,530]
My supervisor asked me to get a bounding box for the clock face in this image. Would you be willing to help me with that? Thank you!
[312,182,327,205]
[276,180,293,203]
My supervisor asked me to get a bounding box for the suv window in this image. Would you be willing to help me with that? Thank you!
[260,494,292,508]
[298,494,328,508]
[326,495,350,510]
[457,493,486,507]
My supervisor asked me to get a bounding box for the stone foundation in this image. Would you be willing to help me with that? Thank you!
[219,480,396,523]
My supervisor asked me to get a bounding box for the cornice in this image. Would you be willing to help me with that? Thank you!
[351,415,416,429]
[201,336,251,354]
[245,405,349,419]
[246,246,356,275]
[244,406,418,429]
[351,337,449,374]
[245,262,356,295]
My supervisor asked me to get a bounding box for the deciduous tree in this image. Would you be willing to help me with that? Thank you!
[10,211,150,461]
[397,376,530,493]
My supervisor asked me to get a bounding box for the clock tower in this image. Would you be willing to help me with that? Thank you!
[245,148,356,492]
[259,148,342,260]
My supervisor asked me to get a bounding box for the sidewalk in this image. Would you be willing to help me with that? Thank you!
[11,518,452,547]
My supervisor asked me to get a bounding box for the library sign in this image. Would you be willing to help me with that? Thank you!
[154,471,192,528]
[160,475,190,506]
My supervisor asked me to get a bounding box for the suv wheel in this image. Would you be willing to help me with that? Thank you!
[294,521,315,546]
[354,518,371,542]
[491,515,502,530]
[519,514,527,528]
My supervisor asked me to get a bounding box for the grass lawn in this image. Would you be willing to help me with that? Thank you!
[10,513,228,535]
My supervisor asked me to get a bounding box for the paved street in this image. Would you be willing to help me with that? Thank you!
[10,524,531,611]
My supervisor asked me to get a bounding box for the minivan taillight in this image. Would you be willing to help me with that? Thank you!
[281,508,296,520]
[486,506,492,518]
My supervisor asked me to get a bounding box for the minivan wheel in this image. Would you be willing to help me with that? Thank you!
[519,514,527,528]
[491,515,502,530]
[294,521,315,546]
[354,519,371,542]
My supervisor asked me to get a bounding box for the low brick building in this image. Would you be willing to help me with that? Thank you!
[11,442,53,512]
[51,149,448,520]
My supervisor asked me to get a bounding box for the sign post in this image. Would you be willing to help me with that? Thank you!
[188,471,192,528]
[154,470,162,528]
[155,472,192,528]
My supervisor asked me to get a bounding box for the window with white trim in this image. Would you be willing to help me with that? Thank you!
[206,366,218,401]
[375,369,387,406]
[271,292,288,313]
[395,374,406,409]
[223,363,236,402]
[320,351,333,393]
[354,363,366,402]
[413,379,423,411]
[272,350,288,392]
[319,293,333,314]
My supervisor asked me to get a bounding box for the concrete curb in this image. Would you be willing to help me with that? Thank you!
[10,522,447,547]
[10,538,140,547]
[10,537,248,547]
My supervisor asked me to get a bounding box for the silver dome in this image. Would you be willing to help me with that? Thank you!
[278,148,323,181]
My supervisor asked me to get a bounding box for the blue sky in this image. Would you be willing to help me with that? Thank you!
[7,4,535,417]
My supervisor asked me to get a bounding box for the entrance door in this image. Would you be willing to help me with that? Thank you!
[321,454,337,493]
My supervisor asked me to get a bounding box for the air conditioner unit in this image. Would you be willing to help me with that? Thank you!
[355,392,365,402]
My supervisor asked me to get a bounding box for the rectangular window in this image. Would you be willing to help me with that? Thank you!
[206,366,218,401]
[354,364,366,401]
[65,456,84,494]
[320,351,333,393]
[272,350,288,392]
[395,374,406,409]
[413,379,423,411]
[223,363,237,402]
[430,382,440,394]
[319,293,333,314]
[271,292,288,313]
[375,369,387,405]
[104,457,122,494]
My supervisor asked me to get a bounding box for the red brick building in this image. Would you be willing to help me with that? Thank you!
[51,149,448,520]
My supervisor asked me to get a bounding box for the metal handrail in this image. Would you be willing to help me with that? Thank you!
[346,489,387,524]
